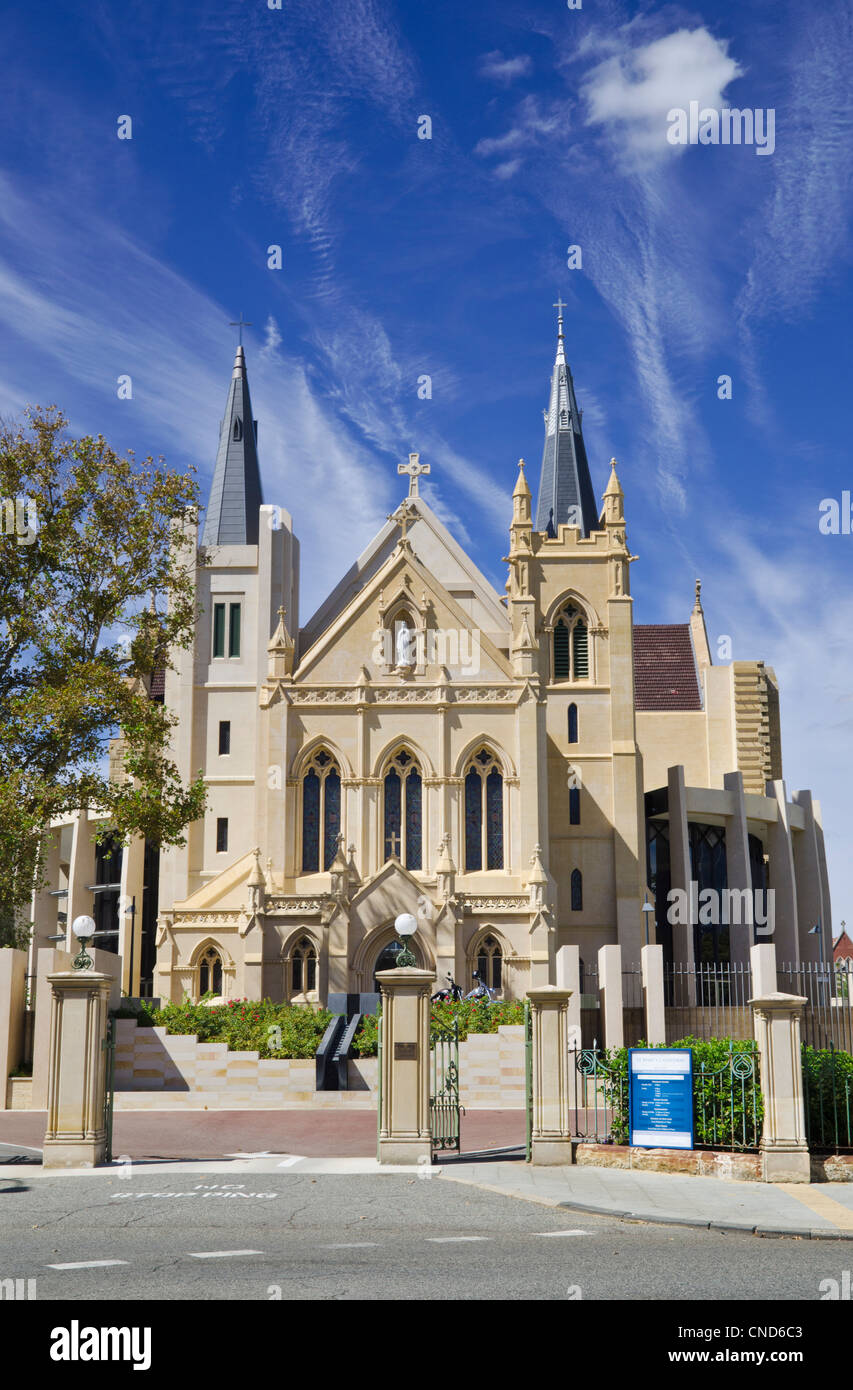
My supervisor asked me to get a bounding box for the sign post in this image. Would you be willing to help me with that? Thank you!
[629,1048,694,1150]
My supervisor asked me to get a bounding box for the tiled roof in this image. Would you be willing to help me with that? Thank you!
[633,624,701,712]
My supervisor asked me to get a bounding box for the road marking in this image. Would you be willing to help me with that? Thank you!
[533,1229,590,1237]
[775,1184,853,1231]
[187,1249,264,1259]
[47,1260,129,1270]
[320,1242,380,1249]
[425,1236,490,1243]
[276,1157,303,1168]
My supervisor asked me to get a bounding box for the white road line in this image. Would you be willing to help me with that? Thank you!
[533,1230,591,1237]
[425,1236,490,1243]
[187,1249,263,1259]
[276,1157,303,1168]
[320,1242,380,1249]
[47,1260,129,1270]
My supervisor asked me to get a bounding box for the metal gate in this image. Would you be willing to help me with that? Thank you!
[102,1013,116,1163]
[430,1017,462,1157]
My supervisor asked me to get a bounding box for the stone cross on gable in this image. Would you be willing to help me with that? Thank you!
[398,451,430,497]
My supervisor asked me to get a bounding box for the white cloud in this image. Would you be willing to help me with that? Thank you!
[259,315,283,359]
[479,51,533,85]
[584,27,744,158]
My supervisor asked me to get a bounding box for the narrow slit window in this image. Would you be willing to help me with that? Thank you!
[228,603,241,658]
[569,787,581,825]
[218,721,231,755]
[568,703,578,743]
[212,603,226,659]
[216,817,228,853]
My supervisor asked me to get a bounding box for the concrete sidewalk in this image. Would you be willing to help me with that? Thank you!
[438,1161,853,1240]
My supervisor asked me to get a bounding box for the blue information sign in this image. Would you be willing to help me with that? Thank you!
[628,1048,694,1150]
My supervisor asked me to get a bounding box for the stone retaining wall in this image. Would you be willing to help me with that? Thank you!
[110,1020,527,1110]
[575,1142,762,1181]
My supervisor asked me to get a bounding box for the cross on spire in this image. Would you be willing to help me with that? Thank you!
[229,313,252,346]
[387,497,418,543]
[553,298,567,336]
[398,451,431,497]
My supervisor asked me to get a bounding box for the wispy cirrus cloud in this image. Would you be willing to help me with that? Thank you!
[478,51,533,85]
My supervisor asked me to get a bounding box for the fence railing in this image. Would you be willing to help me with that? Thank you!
[567,1040,762,1151]
[663,962,753,1042]
[780,963,853,1053]
[802,1042,853,1152]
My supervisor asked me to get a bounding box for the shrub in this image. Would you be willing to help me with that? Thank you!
[429,997,526,1040]
[591,1036,763,1149]
[802,1045,853,1149]
[148,998,332,1059]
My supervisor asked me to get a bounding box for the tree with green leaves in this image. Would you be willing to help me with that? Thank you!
[0,405,207,943]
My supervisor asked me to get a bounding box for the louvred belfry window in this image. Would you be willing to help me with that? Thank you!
[301,750,341,873]
[553,603,589,681]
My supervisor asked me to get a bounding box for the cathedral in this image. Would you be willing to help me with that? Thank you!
[32,312,833,1003]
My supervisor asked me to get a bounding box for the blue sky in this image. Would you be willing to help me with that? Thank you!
[1,0,851,925]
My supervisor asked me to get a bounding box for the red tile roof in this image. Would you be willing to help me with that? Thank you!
[633,624,701,712]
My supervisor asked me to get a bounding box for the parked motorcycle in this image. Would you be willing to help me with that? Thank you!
[431,972,464,1003]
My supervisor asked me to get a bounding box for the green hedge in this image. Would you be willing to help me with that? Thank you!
[122,995,527,1059]
[593,1036,763,1149]
[136,998,334,1059]
[802,1045,853,1149]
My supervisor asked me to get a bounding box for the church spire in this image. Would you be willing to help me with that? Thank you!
[533,302,600,537]
[201,344,264,547]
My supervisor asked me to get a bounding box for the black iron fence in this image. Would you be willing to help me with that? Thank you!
[802,1043,853,1152]
[568,1040,761,1151]
[780,963,853,1052]
[663,962,753,1042]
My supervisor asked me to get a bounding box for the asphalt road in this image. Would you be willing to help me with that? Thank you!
[0,1171,846,1301]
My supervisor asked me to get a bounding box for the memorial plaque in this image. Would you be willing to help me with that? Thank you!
[394,1041,418,1060]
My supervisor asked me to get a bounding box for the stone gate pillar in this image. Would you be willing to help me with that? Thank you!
[528,986,573,1165]
[42,971,112,1169]
[750,991,810,1183]
[376,966,435,1165]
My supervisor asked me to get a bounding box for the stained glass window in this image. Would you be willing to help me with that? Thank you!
[464,749,503,871]
[486,768,503,869]
[384,767,401,860]
[569,787,580,825]
[568,703,578,743]
[465,768,482,872]
[476,935,503,989]
[324,769,341,870]
[571,868,583,911]
[383,750,422,869]
[302,769,320,873]
[199,947,223,998]
[290,937,317,997]
[301,752,341,874]
[405,768,422,871]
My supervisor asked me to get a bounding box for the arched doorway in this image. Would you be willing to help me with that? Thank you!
[373,940,403,991]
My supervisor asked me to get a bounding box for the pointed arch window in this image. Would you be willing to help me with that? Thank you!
[568,703,579,744]
[301,750,341,873]
[464,748,504,872]
[383,748,422,869]
[476,935,503,991]
[198,946,223,998]
[232,417,243,441]
[571,869,583,912]
[553,603,589,682]
[289,936,317,997]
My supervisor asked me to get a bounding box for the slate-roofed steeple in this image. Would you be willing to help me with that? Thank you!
[201,344,263,547]
[534,303,600,537]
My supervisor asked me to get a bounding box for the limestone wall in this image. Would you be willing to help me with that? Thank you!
[110,1019,527,1110]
